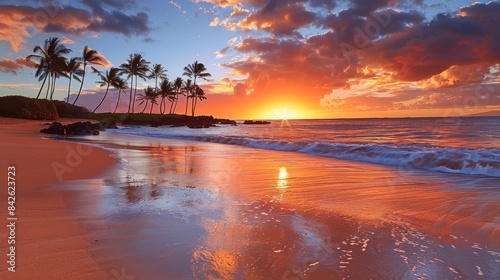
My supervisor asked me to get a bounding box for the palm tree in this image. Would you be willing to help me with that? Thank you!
[182,79,193,115]
[158,79,173,115]
[191,86,207,116]
[149,64,167,91]
[183,61,211,116]
[93,67,121,113]
[33,58,49,99]
[63,57,83,103]
[48,56,68,100]
[113,78,128,114]
[120,53,150,113]
[172,77,183,114]
[73,46,104,105]
[27,37,72,100]
[136,92,149,113]
[136,86,157,114]
[146,87,159,114]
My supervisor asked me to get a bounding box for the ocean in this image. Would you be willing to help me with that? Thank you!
[111,116,500,178]
[62,116,500,279]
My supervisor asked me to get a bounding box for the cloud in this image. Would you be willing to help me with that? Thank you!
[97,53,113,68]
[230,4,250,17]
[236,0,316,37]
[61,36,76,44]
[143,37,160,43]
[320,83,500,112]
[197,0,269,9]
[0,57,37,74]
[169,1,187,14]
[0,2,152,51]
[200,1,500,114]
[209,17,220,27]
[201,77,242,95]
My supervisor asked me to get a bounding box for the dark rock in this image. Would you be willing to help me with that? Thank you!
[243,120,271,125]
[40,121,100,136]
[98,118,118,129]
[40,122,65,135]
[215,118,237,125]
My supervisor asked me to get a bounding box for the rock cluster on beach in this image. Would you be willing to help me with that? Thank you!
[40,120,117,136]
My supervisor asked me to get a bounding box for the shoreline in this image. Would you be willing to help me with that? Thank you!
[0,117,116,279]
[67,131,499,279]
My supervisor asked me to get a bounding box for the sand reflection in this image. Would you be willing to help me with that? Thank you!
[277,167,289,189]
[77,133,500,279]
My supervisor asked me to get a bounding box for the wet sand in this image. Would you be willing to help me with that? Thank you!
[0,117,116,279]
[64,132,499,279]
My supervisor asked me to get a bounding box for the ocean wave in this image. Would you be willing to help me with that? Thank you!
[111,128,500,178]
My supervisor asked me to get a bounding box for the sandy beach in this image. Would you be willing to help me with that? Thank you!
[0,117,116,279]
[1,118,499,279]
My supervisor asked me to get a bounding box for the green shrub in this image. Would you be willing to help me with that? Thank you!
[0,95,58,120]
[52,100,90,118]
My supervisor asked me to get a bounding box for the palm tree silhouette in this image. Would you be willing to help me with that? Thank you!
[73,46,104,105]
[27,37,72,100]
[182,61,211,116]
[113,78,128,114]
[63,57,83,103]
[137,86,158,114]
[191,85,207,116]
[149,64,167,91]
[147,86,159,114]
[158,79,174,114]
[32,58,49,99]
[172,77,183,114]
[93,67,121,113]
[120,53,150,113]
[136,92,149,113]
[182,79,193,116]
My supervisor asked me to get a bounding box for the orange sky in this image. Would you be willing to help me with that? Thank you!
[0,0,499,119]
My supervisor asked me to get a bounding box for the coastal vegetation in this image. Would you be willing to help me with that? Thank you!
[0,96,58,120]
[0,37,235,129]
[24,36,211,116]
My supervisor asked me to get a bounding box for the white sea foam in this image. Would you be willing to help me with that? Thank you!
[110,120,500,178]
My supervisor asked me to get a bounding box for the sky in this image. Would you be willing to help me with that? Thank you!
[0,0,499,119]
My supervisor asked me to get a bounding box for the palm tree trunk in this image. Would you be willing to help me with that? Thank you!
[142,100,148,113]
[191,99,195,116]
[36,75,48,99]
[191,76,198,116]
[173,94,179,113]
[169,98,175,114]
[128,77,134,113]
[150,103,154,114]
[159,97,165,114]
[45,74,51,99]
[66,76,73,103]
[73,64,86,105]
[185,94,189,115]
[93,84,110,113]
[114,89,121,114]
[132,75,138,113]
[50,72,57,100]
